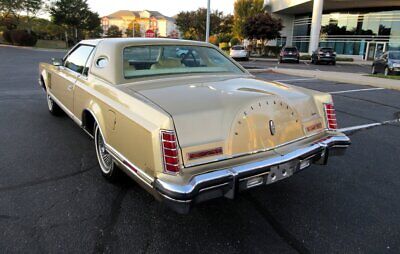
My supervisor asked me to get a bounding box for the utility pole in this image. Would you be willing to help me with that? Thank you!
[205,0,210,42]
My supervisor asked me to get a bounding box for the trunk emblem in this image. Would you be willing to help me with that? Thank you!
[269,120,276,136]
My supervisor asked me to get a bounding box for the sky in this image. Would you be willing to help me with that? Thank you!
[87,0,236,17]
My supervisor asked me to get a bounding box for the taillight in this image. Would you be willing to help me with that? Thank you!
[161,130,180,174]
[324,103,338,130]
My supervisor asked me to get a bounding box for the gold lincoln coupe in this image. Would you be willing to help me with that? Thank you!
[39,38,350,213]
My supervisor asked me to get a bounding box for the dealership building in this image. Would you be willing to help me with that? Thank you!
[265,0,400,60]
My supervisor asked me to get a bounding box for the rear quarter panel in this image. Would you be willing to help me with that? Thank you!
[73,76,173,177]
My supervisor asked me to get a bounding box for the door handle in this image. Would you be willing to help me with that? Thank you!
[67,85,73,91]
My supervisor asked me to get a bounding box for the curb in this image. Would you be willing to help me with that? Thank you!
[270,68,400,91]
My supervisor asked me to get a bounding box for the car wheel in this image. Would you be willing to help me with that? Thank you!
[46,93,63,116]
[94,123,121,181]
[371,65,377,74]
[384,67,391,76]
[332,61,336,65]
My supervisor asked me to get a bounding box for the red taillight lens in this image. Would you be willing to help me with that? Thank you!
[324,103,338,130]
[161,130,180,174]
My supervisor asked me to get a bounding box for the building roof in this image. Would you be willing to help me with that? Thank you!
[103,10,174,21]
[104,10,139,19]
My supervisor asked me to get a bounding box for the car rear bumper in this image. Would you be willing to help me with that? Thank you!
[231,52,249,59]
[281,56,299,60]
[154,134,350,213]
[317,56,335,62]
[231,56,249,59]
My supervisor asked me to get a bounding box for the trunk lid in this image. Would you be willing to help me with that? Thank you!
[121,74,325,167]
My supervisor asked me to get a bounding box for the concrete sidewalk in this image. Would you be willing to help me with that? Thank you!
[268,68,400,90]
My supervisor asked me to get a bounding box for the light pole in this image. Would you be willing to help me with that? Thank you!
[205,0,211,42]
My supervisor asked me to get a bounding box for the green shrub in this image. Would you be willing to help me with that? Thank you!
[217,33,232,43]
[336,57,353,62]
[230,37,240,46]
[221,46,230,51]
[4,29,38,46]
[11,30,38,46]
[300,55,311,60]
[263,46,282,57]
[2,30,12,44]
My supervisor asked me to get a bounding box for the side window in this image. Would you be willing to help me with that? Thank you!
[64,45,94,74]
[82,48,96,76]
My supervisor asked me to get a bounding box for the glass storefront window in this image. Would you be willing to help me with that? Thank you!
[293,10,400,55]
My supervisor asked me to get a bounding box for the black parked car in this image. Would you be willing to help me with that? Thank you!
[311,47,336,65]
[279,46,300,63]
[371,51,400,76]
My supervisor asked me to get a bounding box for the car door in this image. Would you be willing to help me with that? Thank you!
[376,53,386,72]
[50,44,94,113]
[381,54,388,72]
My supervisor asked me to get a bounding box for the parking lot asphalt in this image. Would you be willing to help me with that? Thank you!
[238,59,372,74]
[1,46,400,254]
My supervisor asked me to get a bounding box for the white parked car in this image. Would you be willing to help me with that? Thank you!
[230,45,249,61]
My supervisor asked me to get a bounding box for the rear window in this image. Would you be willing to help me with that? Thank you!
[232,46,245,50]
[123,45,244,79]
[283,47,297,52]
[320,48,334,52]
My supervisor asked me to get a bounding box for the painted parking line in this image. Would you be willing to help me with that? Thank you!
[330,88,385,94]
[273,78,317,82]
[338,118,400,133]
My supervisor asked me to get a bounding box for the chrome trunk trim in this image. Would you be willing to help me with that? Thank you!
[154,134,351,210]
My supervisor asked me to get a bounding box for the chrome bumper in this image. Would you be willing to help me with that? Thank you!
[154,135,350,214]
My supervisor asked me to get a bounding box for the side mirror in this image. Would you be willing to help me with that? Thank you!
[51,58,62,66]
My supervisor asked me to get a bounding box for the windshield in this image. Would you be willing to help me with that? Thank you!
[389,52,400,59]
[123,45,244,79]
[232,46,245,50]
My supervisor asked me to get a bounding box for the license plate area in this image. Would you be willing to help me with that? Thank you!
[266,161,298,184]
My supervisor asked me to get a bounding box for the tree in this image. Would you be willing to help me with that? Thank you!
[243,13,282,41]
[82,11,101,37]
[233,0,265,39]
[21,0,43,32]
[220,14,234,34]
[49,0,101,44]
[0,0,43,30]
[176,8,223,41]
[0,0,23,29]
[125,22,141,37]
[106,25,122,38]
